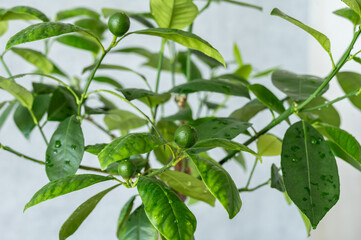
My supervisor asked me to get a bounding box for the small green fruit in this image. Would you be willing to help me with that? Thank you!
[118,160,136,180]
[174,125,198,148]
[108,12,130,37]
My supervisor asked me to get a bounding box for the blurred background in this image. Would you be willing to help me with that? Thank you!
[0,0,360,239]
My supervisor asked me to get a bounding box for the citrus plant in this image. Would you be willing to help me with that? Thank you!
[1,0,361,239]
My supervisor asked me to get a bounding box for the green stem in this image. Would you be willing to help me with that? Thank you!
[155,39,166,93]
[0,54,12,79]
[77,36,117,118]
[186,24,194,83]
[199,0,212,14]
[0,143,104,174]
[245,158,258,189]
[85,116,117,139]
[146,154,185,177]
[219,27,361,165]
[302,87,361,112]
[239,179,270,192]
[29,110,48,145]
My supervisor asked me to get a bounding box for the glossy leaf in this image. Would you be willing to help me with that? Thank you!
[93,76,123,88]
[188,138,259,158]
[188,154,242,219]
[116,195,136,236]
[257,134,282,156]
[333,8,361,25]
[170,79,249,98]
[271,8,331,54]
[56,7,100,21]
[158,170,216,206]
[104,109,147,132]
[163,106,193,121]
[118,88,171,108]
[59,184,120,240]
[327,140,361,171]
[281,121,340,228]
[0,21,8,36]
[235,64,252,79]
[98,133,165,170]
[46,116,85,181]
[192,117,251,140]
[299,96,341,127]
[337,71,361,110]
[85,144,107,155]
[132,28,225,66]
[248,84,285,114]
[47,87,77,121]
[56,35,100,53]
[0,6,49,22]
[150,0,198,29]
[11,47,54,74]
[118,205,158,240]
[272,70,327,101]
[24,174,114,211]
[192,49,223,69]
[342,0,361,17]
[14,94,50,138]
[270,164,285,192]
[322,125,361,164]
[0,79,33,109]
[137,177,197,240]
[229,99,266,122]
[6,22,87,50]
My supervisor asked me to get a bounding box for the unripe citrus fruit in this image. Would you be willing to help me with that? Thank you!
[108,12,130,37]
[118,160,136,180]
[174,125,198,148]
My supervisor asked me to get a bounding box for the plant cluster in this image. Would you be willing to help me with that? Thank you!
[1,0,361,239]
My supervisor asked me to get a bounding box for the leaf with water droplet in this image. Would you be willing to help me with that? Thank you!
[46,115,84,181]
[281,120,340,228]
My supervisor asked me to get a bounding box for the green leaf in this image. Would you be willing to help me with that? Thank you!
[0,6,49,22]
[93,76,123,89]
[56,35,100,53]
[98,133,165,170]
[257,134,282,156]
[85,144,108,155]
[272,70,327,101]
[299,210,312,237]
[235,64,252,79]
[59,184,120,240]
[271,8,331,55]
[229,99,266,122]
[137,177,197,240]
[47,87,77,121]
[150,0,198,29]
[321,125,361,164]
[75,18,107,39]
[337,71,361,110]
[220,0,262,11]
[299,96,341,127]
[0,79,33,109]
[56,7,100,21]
[270,164,285,192]
[46,115,85,181]
[188,154,242,219]
[213,73,248,85]
[170,79,249,98]
[333,8,361,25]
[192,49,223,69]
[24,174,114,211]
[233,43,243,66]
[11,47,54,74]
[118,205,158,240]
[132,28,225,66]
[253,67,280,78]
[104,109,147,132]
[158,170,216,206]
[188,138,259,159]
[116,195,136,236]
[341,0,361,17]
[248,84,286,114]
[0,21,8,36]
[0,102,16,131]
[14,94,50,138]
[6,22,88,50]
[163,106,193,121]
[192,117,251,140]
[327,140,361,171]
[281,120,340,228]
[118,88,171,108]
[177,51,202,81]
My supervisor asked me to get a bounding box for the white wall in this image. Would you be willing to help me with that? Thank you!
[0,0,343,240]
